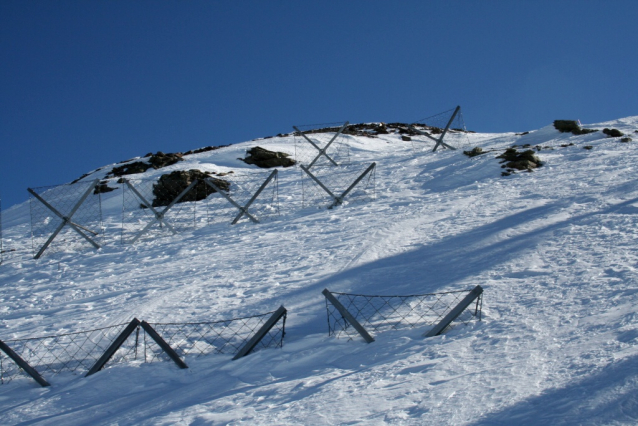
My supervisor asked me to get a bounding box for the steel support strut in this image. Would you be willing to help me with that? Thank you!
[300,163,376,209]
[28,179,101,259]
[125,179,199,244]
[409,106,461,152]
[293,121,349,168]
[204,169,277,225]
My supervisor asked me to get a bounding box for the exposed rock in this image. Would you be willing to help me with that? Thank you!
[107,152,184,178]
[603,128,624,137]
[463,147,485,157]
[506,159,539,170]
[148,151,183,168]
[94,180,116,195]
[553,120,598,135]
[554,120,581,133]
[241,146,296,168]
[621,137,632,143]
[110,161,153,177]
[182,144,231,156]
[152,169,230,207]
[497,148,542,174]
[401,135,412,142]
[584,146,593,150]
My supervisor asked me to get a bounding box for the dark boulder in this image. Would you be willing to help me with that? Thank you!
[148,151,183,168]
[152,169,229,207]
[241,146,296,168]
[463,147,484,157]
[603,128,624,137]
[497,148,542,173]
[554,120,581,133]
[553,120,598,135]
[94,180,117,195]
[110,161,153,177]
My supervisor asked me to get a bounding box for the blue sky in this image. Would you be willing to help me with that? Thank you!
[1,1,636,209]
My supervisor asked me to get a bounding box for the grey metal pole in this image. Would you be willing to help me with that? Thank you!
[424,285,483,337]
[432,106,460,152]
[204,178,260,224]
[329,162,376,209]
[233,306,287,360]
[300,164,339,206]
[29,179,101,259]
[322,289,375,343]
[306,121,349,168]
[230,170,278,225]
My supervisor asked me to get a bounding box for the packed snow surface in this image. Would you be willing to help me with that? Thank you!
[1,118,638,425]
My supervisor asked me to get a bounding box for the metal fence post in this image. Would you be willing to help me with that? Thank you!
[29,179,101,259]
[424,285,483,337]
[0,339,50,387]
[86,318,141,377]
[409,106,461,152]
[233,306,287,360]
[293,121,349,168]
[140,321,188,369]
[322,289,375,343]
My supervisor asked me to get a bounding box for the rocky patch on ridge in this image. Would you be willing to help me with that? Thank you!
[498,148,543,176]
[152,169,230,207]
[241,147,296,168]
[107,151,184,179]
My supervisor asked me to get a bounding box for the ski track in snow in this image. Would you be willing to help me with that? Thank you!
[1,119,638,424]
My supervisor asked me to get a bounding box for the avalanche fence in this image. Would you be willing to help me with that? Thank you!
[323,286,483,342]
[0,307,287,387]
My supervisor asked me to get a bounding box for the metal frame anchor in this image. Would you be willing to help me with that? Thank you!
[293,121,349,168]
[28,179,102,259]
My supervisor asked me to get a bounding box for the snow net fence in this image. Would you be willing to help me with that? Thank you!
[323,286,483,342]
[293,121,351,168]
[0,322,139,385]
[301,163,376,209]
[410,106,471,152]
[203,170,280,225]
[0,308,287,386]
[143,308,287,364]
[28,180,103,259]
[0,197,3,265]
[121,174,214,243]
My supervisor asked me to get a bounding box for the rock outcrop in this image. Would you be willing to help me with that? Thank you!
[241,147,296,168]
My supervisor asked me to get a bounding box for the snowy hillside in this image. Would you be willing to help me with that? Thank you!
[1,117,638,425]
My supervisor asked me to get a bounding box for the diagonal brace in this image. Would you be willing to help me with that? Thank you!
[408,106,460,152]
[323,289,375,343]
[233,306,287,360]
[301,163,376,209]
[293,121,349,168]
[126,179,199,244]
[328,163,376,209]
[29,179,101,259]
[204,178,259,224]
[0,339,50,387]
[424,285,483,337]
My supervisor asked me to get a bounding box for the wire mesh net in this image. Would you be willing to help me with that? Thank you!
[325,289,482,341]
[0,323,139,384]
[0,197,3,265]
[121,175,213,243]
[204,171,279,225]
[410,107,471,152]
[294,122,351,167]
[28,180,103,258]
[143,310,286,363]
[301,163,376,209]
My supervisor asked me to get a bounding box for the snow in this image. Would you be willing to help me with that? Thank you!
[1,118,638,424]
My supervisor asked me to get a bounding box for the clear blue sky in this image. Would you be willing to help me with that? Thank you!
[1,1,636,209]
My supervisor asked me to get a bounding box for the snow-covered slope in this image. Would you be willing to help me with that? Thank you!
[1,118,638,425]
